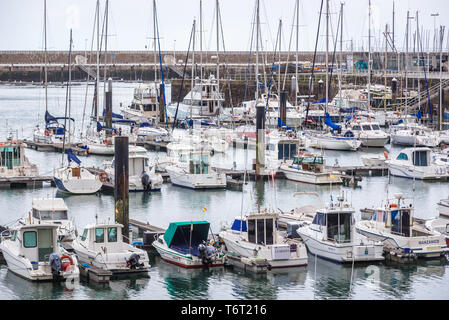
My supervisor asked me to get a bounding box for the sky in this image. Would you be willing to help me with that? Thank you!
[1,0,449,53]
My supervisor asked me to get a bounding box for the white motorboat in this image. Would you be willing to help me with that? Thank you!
[279,151,342,185]
[0,214,79,281]
[390,123,440,147]
[153,221,225,268]
[433,148,449,169]
[18,198,77,251]
[0,140,39,177]
[346,121,389,147]
[356,193,449,259]
[386,147,449,180]
[219,211,308,269]
[121,82,163,123]
[165,151,226,190]
[72,222,150,274]
[54,149,102,194]
[167,75,224,119]
[308,132,362,151]
[103,152,163,192]
[81,133,147,156]
[296,192,385,263]
[361,151,389,167]
[137,123,170,143]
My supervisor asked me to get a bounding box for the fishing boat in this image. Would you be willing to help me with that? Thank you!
[219,210,308,269]
[0,213,79,281]
[356,193,449,259]
[72,222,150,274]
[120,83,162,123]
[385,147,449,180]
[165,151,226,189]
[18,198,76,251]
[295,192,385,263]
[0,140,39,177]
[279,151,342,185]
[103,152,163,192]
[54,149,102,194]
[153,221,225,268]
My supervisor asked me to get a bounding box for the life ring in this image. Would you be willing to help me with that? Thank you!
[304,153,313,157]
[60,255,74,265]
[389,203,398,208]
[225,135,231,143]
[99,172,109,183]
[45,129,50,137]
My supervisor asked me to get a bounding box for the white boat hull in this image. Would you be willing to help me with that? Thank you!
[280,165,342,185]
[166,167,227,189]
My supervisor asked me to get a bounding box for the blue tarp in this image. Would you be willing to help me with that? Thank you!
[339,107,359,113]
[277,117,295,131]
[312,98,327,105]
[96,121,117,133]
[102,109,124,119]
[411,110,423,119]
[45,110,74,123]
[444,112,449,120]
[67,149,81,165]
[324,112,341,132]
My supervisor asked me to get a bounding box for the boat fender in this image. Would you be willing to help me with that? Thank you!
[45,129,50,136]
[384,151,389,160]
[99,172,109,183]
[389,203,398,208]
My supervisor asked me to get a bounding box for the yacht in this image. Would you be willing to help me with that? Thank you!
[53,149,103,194]
[279,151,342,185]
[219,210,308,269]
[356,193,449,259]
[385,147,449,180]
[390,123,440,147]
[295,192,385,263]
[33,112,74,146]
[153,221,225,268]
[167,75,224,119]
[18,198,76,251]
[72,222,151,274]
[165,151,226,190]
[0,214,79,281]
[103,152,163,192]
[0,140,39,177]
[361,152,389,167]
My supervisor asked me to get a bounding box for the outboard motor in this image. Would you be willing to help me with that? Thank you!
[49,253,63,281]
[141,172,151,191]
[126,253,144,269]
[198,243,216,266]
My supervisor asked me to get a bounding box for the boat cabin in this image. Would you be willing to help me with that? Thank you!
[9,223,59,262]
[161,221,211,256]
[395,148,431,167]
[312,204,354,244]
[0,142,24,171]
[267,139,299,161]
[292,153,325,173]
[182,76,224,114]
[31,198,68,222]
[371,205,413,237]
[79,223,125,253]
[245,213,279,246]
[350,122,382,132]
[178,152,210,175]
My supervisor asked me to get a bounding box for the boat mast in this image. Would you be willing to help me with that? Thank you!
[103,0,109,120]
[339,2,343,110]
[96,0,100,123]
[325,0,329,115]
[44,0,48,113]
[255,0,260,103]
[295,0,299,106]
[190,19,196,122]
[405,11,410,119]
[68,30,72,147]
[216,0,220,89]
[368,0,371,109]
[199,0,203,116]
[153,0,159,125]
[278,19,282,100]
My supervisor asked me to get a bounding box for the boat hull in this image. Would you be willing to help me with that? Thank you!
[280,165,342,185]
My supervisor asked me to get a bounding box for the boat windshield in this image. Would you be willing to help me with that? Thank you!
[247,218,274,245]
[293,156,323,165]
[362,125,372,131]
[391,209,411,237]
[326,212,352,244]
[32,209,68,220]
[0,146,21,169]
[372,124,380,130]
[189,154,209,174]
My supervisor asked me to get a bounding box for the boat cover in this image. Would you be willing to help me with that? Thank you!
[164,221,210,257]
[324,112,341,132]
[67,149,81,165]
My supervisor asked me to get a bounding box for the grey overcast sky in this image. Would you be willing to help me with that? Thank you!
[1,0,448,52]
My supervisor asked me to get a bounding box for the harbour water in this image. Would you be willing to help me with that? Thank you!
[0,82,448,300]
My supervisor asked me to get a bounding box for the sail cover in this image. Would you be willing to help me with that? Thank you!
[45,111,74,123]
[67,149,81,165]
[324,112,341,132]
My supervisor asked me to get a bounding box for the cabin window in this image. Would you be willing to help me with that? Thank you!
[257,219,265,245]
[33,209,68,220]
[372,125,380,130]
[265,219,274,245]
[81,229,88,241]
[327,213,352,243]
[11,230,17,241]
[352,126,361,131]
[312,212,326,226]
[391,210,411,237]
[0,147,14,170]
[95,228,105,243]
[413,151,428,167]
[397,153,408,161]
[23,231,37,248]
[362,125,372,131]
[248,219,256,243]
[108,227,117,242]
